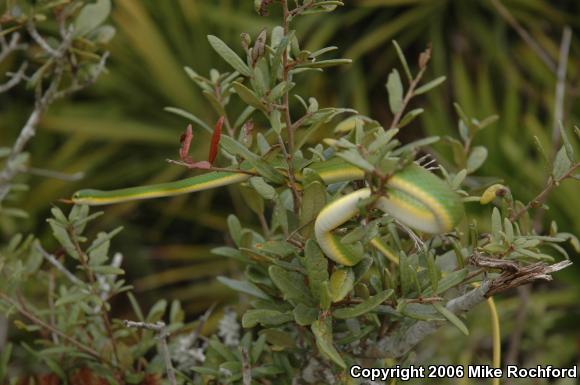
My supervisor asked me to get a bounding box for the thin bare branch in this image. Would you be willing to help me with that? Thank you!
[0,31,27,63]
[491,0,557,73]
[510,162,579,222]
[37,243,84,286]
[0,62,27,93]
[27,20,59,57]
[124,320,178,385]
[54,51,110,100]
[552,27,572,144]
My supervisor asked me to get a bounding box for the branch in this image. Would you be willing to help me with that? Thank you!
[123,320,177,385]
[0,24,107,204]
[389,47,430,130]
[367,281,490,359]
[509,162,579,222]
[280,0,301,214]
[27,20,59,57]
[552,27,572,144]
[53,51,110,100]
[0,62,27,93]
[37,243,84,286]
[0,31,27,63]
[366,259,571,359]
[0,291,107,363]
[491,0,557,73]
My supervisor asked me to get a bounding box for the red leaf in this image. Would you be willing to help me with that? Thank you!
[208,116,224,164]
[179,124,193,162]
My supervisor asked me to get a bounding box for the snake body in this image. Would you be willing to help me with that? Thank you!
[72,158,463,265]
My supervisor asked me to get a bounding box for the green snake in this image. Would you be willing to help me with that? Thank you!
[72,157,464,266]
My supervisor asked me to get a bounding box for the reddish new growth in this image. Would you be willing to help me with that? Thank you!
[208,116,224,164]
[177,117,224,169]
[179,124,194,163]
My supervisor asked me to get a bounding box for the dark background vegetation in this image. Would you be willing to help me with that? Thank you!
[1,0,579,370]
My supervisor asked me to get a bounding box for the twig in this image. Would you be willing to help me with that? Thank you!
[36,243,84,286]
[509,162,579,222]
[0,291,106,362]
[48,270,59,344]
[366,259,571,359]
[0,62,27,93]
[21,167,84,181]
[552,27,572,144]
[53,52,110,99]
[241,347,252,385]
[71,233,120,366]
[27,20,59,57]
[367,281,491,359]
[0,25,107,203]
[0,31,27,63]
[123,320,178,385]
[166,159,258,176]
[389,47,430,130]
[281,0,301,213]
[491,0,557,73]
[486,260,572,296]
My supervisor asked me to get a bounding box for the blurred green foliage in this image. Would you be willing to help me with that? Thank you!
[1,0,579,376]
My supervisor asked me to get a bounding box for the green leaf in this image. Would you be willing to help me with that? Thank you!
[296,59,352,69]
[164,107,212,134]
[311,318,346,369]
[320,280,332,311]
[337,149,374,172]
[91,265,124,275]
[399,252,412,296]
[300,182,326,238]
[217,277,270,300]
[207,35,252,76]
[552,146,572,180]
[398,108,424,128]
[220,136,284,184]
[466,146,488,173]
[208,338,237,361]
[392,40,412,82]
[227,214,242,246]
[293,303,318,326]
[146,299,167,323]
[232,81,266,112]
[432,302,469,336]
[240,189,265,220]
[451,169,467,190]
[303,240,329,300]
[74,0,111,37]
[268,266,314,305]
[504,218,514,243]
[491,207,502,242]
[55,291,90,307]
[251,334,268,363]
[425,251,439,293]
[333,289,393,319]
[329,268,355,302]
[269,109,282,134]
[242,309,293,328]
[353,257,373,284]
[386,69,403,114]
[559,123,575,161]
[414,76,446,95]
[47,219,79,260]
[249,177,277,200]
[423,268,468,296]
[0,343,12,382]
